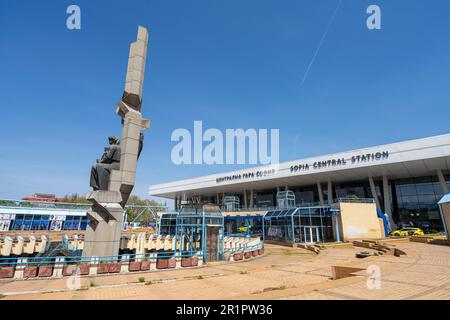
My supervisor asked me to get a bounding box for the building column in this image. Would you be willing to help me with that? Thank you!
[174,196,178,211]
[382,175,395,230]
[368,176,381,209]
[243,190,248,208]
[327,180,333,205]
[249,190,254,208]
[317,182,324,206]
[216,193,219,205]
[437,170,449,194]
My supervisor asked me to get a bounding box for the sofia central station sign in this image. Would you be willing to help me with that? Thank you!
[290,151,389,173]
[215,151,390,184]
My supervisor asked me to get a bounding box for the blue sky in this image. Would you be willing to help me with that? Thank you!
[0,0,449,205]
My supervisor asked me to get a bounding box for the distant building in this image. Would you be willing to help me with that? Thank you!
[22,193,64,202]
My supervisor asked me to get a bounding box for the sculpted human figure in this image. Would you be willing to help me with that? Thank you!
[89,136,121,191]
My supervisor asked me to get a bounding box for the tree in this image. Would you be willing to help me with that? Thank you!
[125,195,165,225]
[62,193,90,204]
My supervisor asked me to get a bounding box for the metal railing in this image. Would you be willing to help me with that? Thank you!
[0,199,91,211]
[0,250,200,267]
[221,198,376,212]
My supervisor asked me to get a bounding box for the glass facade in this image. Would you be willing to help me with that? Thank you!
[263,207,335,244]
[5,214,88,231]
[392,176,447,232]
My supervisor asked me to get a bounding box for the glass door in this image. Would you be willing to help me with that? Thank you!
[304,227,320,243]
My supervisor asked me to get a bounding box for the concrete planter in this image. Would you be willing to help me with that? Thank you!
[167,257,176,268]
[140,260,151,271]
[156,257,176,269]
[38,265,54,277]
[108,262,121,273]
[252,250,258,257]
[128,261,142,272]
[181,257,192,267]
[0,266,15,278]
[23,266,38,278]
[96,263,110,274]
[233,252,243,261]
[62,264,90,276]
[156,259,169,269]
[244,252,252,259]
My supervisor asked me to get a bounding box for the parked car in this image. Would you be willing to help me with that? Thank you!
[238,225,252,233]
[390,227,424,237]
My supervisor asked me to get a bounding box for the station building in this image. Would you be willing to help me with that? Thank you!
[149,134,450,234]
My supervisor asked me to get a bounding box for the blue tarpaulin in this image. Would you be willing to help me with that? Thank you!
[377,209,389,237]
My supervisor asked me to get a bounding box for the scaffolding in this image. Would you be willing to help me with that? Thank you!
[263,206,339,244]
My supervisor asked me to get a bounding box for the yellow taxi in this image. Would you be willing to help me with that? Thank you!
[389,227,425,237]
[238,225,252,233]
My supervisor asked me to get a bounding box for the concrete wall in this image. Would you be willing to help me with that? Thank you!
[337,202,384,241]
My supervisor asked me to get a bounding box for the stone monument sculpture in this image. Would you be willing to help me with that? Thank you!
[83,26,150,257]
[89,136,121,191]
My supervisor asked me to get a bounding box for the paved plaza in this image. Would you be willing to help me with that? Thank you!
[1,241,450,300]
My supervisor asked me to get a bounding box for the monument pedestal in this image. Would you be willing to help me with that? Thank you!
[82,191,124,257]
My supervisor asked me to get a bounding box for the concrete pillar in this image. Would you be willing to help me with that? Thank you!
[327,180,333,205]
[89,257,99,276]
[369,176,381,209]
[285,186,288,191]
[120,255,130,273]
[317,182,324,206]
[53,257,65,277]
[437,170,449,194]
[250,190,254,208]
[174,196,178,211]
[13,258,27,279]
[175,256,182,269]
[197,251,204,266]
[216,194,219,205]
[382,175,395,230]
[277,186,280,192]
[243,190,248,208]
[149,253,158,271]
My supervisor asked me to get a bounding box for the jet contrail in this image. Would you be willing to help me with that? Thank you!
[300,0,343,87]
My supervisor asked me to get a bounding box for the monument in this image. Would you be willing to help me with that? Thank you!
[83,26,150,257]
